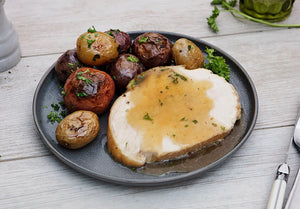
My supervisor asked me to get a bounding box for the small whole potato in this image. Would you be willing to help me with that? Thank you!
[77,30,119,66]
[105,29,131,54]
[56,110,100,149]
[55,49,83,82]
[132,32,172,68]
[109,54,144,90]
[172,38,204,69]
[63,67,115,114]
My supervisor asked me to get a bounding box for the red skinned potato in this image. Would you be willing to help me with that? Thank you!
[109,54,144,90]
[105,29,131,54]
[132,32,172,68]
[55,49,83,82]
[63,67,115,114]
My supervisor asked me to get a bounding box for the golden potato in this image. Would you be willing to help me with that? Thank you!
[172,38,204,69]
[77,31,119,66]
[55,110,100,149]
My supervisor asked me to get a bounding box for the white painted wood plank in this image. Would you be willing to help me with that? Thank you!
[0,126,296,209]
[3,0,300,57]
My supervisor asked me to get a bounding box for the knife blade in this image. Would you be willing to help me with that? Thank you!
[266,107,300,209]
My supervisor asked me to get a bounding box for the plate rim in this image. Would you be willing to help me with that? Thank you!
[32,31,258,186]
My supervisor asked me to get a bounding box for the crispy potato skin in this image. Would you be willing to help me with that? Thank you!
[63,67,115,114]
[56,110,100,149]
[109,54,144,90]
[55,49,83,82]
[105,30,131,54]
[172,38,204,69]
[132,32,172,68]
[76,32,119,66]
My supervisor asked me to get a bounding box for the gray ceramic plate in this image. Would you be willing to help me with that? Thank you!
[33,31,258,186]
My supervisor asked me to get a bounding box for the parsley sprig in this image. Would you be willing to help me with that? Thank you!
[204,48,230,82]
[207,0,300,33]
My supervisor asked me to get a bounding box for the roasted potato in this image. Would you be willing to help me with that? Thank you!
[76,31,119,66]
[55,49,83,82]
[109,54,144,90]
[105,29,131,54]
[55,110,100,149]
[63,67,115,114]
[132,32,172,68]
[171,38,204,69]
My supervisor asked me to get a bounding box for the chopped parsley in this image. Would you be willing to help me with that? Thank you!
[68,63,74,69]
[174,73,187,81]
[107,31,114,37]
[165,86,169,89]
[160,68,169,71]
[81,34,86,40]
[43,105,48,109]
[51,102,60,111]
[76,71,92,85]
[188,45,194,51]
[184,124,189,128]
[111,29,120,33]
[192,120,198,124]
[143,113,153,121]
[127,55,139,63]
[221,126,226,131]
[87,25,97,33]
[139,36,148,43]
[204,48,230,81]
[60,111,67,118]
[47,111,62,124]
[180,117,186,121]
[76,92,88,97]
[87,39,96,48]
[61,90,68,96]
[159,99,163,106]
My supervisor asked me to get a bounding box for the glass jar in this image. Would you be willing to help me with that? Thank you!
[239,0,295,21]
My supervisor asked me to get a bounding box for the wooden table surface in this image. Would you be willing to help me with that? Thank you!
[1,0,300,208]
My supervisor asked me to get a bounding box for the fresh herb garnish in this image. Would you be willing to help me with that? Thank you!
[87,25,97,33]
[107,31,114,37]
[160,68,169,71]
[51,102,60,111]
[87,39,95,48]
[204,48,230,81]
[127,55,139,63]
[184,124,189,128]
[43,105,48,109]
[112,29,120,33]
[61,90,68,96]
[76,71,92,85]
[47,111,62,124]
[76,92,88,97]
[81,34,86,40]
[192,120,198,124]
[180,117,186,121]
[68,63,74,69]
[207,0,300,33]
[221,126,226,131]
[60,111,67,118]
[139,36,148,43]
[165,86,169,89]
[188,45,194,51]
[143,112,153,121]
[159,99,163,106]
[174,73,187,81]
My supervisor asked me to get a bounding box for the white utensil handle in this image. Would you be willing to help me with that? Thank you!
[266,175,287,209]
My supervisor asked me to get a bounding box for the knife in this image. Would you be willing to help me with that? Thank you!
[266,107,300,209]
[284,107,300,209]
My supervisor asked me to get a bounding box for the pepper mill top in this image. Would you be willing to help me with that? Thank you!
[0,0,21,72]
